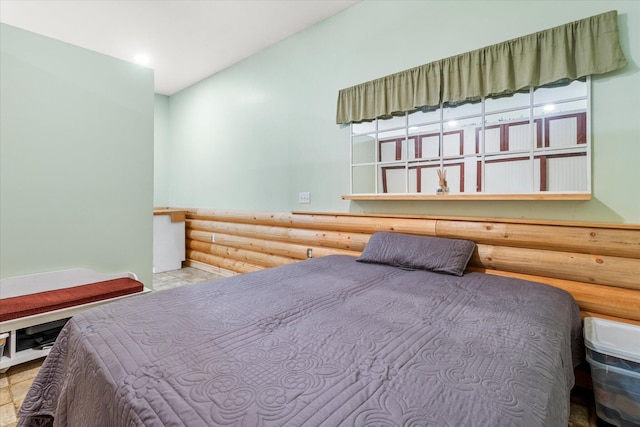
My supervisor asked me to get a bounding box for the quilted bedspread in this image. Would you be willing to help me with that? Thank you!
[18,255,582,426]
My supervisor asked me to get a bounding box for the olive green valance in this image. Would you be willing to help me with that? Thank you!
[336,10,627,124]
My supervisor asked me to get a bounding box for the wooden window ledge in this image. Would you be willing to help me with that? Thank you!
[342,193,592,201]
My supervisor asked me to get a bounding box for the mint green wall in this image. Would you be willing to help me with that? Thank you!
[154,94,171,206]
[160,1,640,223]
[0,24,154,285]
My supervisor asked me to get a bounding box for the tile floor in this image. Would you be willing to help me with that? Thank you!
[1,267,598,427]
[152,266,225,291]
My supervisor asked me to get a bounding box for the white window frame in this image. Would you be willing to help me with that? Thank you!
[349,78,591,196]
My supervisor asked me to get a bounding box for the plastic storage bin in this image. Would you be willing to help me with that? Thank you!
[584,317,640,427]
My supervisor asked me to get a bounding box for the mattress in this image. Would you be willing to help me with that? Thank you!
[18,255,582,426]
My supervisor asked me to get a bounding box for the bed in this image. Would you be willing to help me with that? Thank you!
[18,233,583,426]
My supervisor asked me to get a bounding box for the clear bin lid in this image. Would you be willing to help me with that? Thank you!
[584,317,640,364]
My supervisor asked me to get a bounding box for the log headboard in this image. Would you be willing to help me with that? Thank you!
[180,209,640,325]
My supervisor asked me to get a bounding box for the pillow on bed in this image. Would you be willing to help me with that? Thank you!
[356,232,476,276]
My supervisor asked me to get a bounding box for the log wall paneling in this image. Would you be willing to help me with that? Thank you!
[436,220,640,258]
[187,240,297,269]
[186,230,360,260]
[187,250,264,275]
[187,219,370,252]
[189,208,438,235]
[471,245,640,290]
[181,209,640,324]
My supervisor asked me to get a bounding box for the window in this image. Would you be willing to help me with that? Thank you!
[350,79,589,196]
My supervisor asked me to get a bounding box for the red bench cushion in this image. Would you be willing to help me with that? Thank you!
[0,278,144,322]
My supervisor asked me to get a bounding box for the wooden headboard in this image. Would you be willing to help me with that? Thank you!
[181,209,640,325]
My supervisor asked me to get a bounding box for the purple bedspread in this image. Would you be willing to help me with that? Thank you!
[18,255,582,426]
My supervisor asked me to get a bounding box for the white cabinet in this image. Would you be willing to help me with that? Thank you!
[153,209,186,273]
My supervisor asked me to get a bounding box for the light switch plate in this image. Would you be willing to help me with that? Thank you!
[298,192,310,204]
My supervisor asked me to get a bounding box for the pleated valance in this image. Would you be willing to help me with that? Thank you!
[336,10,627,124]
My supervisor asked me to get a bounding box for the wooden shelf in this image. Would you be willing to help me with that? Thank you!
[342,193,592,201]
[153,208,186,223]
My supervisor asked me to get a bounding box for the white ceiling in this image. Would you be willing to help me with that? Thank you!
[0,0,360,95]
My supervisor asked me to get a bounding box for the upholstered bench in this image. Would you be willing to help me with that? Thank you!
[0,277,143,322]
[0,269,150,372]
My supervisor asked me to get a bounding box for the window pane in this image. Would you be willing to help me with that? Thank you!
[352,121,376,135]
[443,117,481,156]
[408,122,439,137]
[544,113,587,149]
[485,91,530,113]
[352,134,376,164]
[411,162,440,194]
[544,154,588,191]
[534,99,587,117]
[507,121,536,151]
[440,162,464,194]
[484,158,532,193]
[481,126,502,154]
[408,123,440,160]
[352,165,376,194]
[534,80,587,105]
[463,157,480,193]
[408,167,418,193]
[442,131,463,157]
[483,110,532,153]
[378,115,406,131]
[379,165,406,193]
[408,109,440,126]
[378,129,405,140]
[410,133,440,160]
[485,108,530,125]
[443,102,481,120]
[379,139,404,162]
